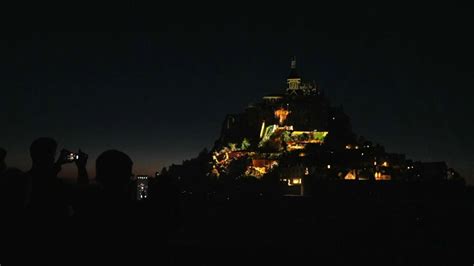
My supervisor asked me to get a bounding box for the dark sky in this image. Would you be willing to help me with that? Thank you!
[1,4,474,183]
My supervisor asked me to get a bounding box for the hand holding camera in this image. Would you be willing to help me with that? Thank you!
[57,149,88,167]
[75,149,88,169]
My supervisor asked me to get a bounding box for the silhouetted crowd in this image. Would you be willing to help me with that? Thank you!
[1,138,473,265]
[0,138,180,258]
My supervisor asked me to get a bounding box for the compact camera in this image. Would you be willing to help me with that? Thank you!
[66,152,80,162]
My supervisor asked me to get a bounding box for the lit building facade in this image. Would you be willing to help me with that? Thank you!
[210,58,359,194]
[167,58,461,196]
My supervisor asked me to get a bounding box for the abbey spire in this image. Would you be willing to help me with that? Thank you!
[286,57,301,95]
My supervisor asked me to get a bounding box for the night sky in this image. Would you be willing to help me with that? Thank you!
[1,4,474,183]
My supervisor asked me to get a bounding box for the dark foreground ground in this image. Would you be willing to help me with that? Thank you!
[168,182,473,265]
[2,181,473,265]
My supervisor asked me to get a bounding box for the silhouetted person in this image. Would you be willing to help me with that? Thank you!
[0,148,6,177]
[0,166,30,254]
[24,138,88,219]
[74,149,141,251]
[18,138,90,255]
[0,149,25,222]
[1,167,27,215]
[24,138,67,219]
[78,150,135,222]
[95,149,134,201]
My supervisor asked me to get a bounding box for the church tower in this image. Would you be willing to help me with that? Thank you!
[286,57,301,95]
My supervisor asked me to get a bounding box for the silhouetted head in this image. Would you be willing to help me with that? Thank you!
[30,138,57,169]
[96,150,133,188]
[1,168,25,205]
[0,148,6,173]
[0,148,7,168]
[0,148,6,160]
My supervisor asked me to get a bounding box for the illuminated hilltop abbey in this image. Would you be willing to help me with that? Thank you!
[205,58,462,195]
